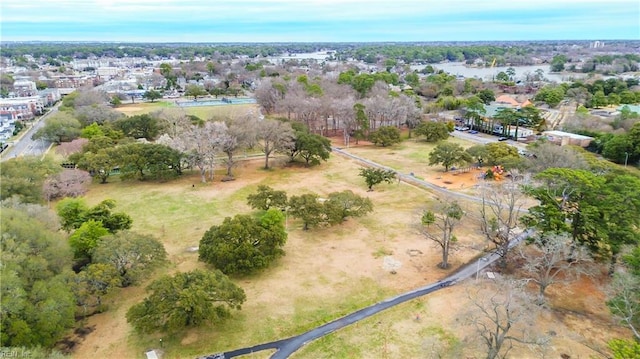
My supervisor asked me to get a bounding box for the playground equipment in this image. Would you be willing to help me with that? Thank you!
[484,165,505,181]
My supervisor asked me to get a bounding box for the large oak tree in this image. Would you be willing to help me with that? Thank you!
[126,269,245,333]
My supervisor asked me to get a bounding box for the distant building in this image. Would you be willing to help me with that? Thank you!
[38,88,62,106]
[0,97,43,120]
[0,115,16,142]
[542,130,593,147]
[495,95,533,108]
[52,75,97,89]
[97,67,120,80]
[13,79,38,97]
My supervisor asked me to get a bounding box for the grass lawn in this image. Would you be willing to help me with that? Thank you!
[115,100,258,120]
[341,137,473,175]
[69,139,624,359]
[72,154,450,359]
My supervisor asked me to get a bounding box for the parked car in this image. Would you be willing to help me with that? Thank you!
[469,130,478,134]
[498,137,508,141]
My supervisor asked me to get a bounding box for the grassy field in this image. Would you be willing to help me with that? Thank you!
[71,151,452,359]
[115,100,258,120]
[69,138,625,359]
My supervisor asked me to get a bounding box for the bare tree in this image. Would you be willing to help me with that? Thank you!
[277,81,305,120]
[164,120,228,183]
[202,121,228,181]
[607,271,640,340]
[363,83,391,130]
[151,107,191,139]
[479,179,528,265]
[42,168,92,202]
[56,138,88,158]
[520,233,593,304]
[257,119,295,169]
[318,79,356,134]
[419,200,464,269]
[463,279,548,359]
[72,88,109,107]
[221,113,258,178]
[294,96,322,131]
[525,142,588,174]
[74,104,123,126]
[254,77,284,115]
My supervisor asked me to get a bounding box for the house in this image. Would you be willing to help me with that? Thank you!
[467,102,538,139]
[0,114,16,142]
[495,95,533,108]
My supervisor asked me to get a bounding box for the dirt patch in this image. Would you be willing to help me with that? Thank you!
[427,167,484,190]
[56,325,95,354]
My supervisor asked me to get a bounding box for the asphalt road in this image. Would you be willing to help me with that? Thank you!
[203,228,533,359]
[0,103,59,162]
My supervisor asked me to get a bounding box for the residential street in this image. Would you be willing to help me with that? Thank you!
[0,102,59,162]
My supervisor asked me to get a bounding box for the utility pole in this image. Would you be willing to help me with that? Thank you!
[624,152,629,167]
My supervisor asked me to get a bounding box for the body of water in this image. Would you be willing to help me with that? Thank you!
[410,62,590,83]
[177,98,257,107]
[266,51,333,64]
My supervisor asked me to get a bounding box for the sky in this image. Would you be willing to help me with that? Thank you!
[1,0,639,42]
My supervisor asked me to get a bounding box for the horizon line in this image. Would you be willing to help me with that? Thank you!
[2,39,638,45]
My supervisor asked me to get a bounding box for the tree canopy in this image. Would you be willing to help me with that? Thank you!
[143,89,162,102]
[323,190,374,225]
[0,203,76,347]
[291,131,332,166]
[199,210,287,275]
[92,231,168,287]
[428,142,472,171]
[56,198,132,233]
[358,167,396,191]
[413,121,450,142]
[0,157,60,204]
[523,169,640,264]
[32,113,82,144]
[126,269,246,333]
[247,185,288,211]
[369,126,402,147]
[287,193,325,231]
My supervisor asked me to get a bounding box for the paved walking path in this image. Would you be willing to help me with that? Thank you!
[202,229,532,359]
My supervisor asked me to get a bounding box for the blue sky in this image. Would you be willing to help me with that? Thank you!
[1,0,638,42]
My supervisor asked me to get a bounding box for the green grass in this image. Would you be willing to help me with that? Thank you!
[372,247,394,258]
[115,101,258,120]
[145,277,393,359]
[184,103,258,120]
[70,144,469,359]
[291,296,460,359]
[82,178,226,249]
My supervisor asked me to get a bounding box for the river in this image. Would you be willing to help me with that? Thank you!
[265,51,598,83]
[409,62,590,83]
